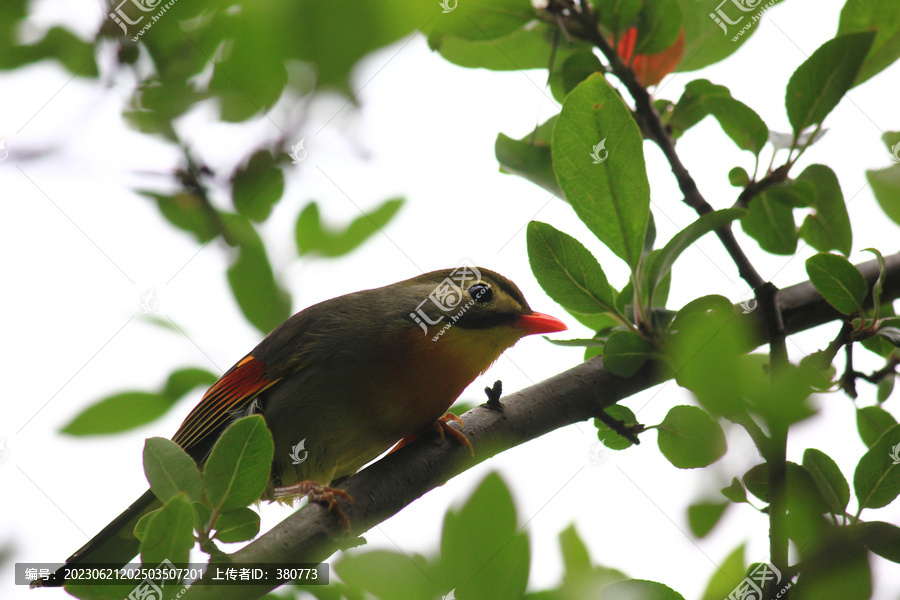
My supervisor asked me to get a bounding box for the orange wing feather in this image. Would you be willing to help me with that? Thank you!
[172,355,279,452]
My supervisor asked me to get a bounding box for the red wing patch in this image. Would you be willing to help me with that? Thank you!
[172,355,278,452]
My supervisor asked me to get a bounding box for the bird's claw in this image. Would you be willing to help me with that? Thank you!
[273,481,354,531]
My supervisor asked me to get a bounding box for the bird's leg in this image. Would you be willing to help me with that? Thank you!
[272,481,354,531]
[433,413,475,457]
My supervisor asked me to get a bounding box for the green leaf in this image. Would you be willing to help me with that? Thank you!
[720,478,747,504]
[161,368,218,402]
[643,208,745,303]
[857,406,898,448]
[550,51,605,104]
[837,0,900,85]
[786,32,876,136]
[231,151,285,222]
[797,164,852,256]
[854,422,900,510]
[864,247,886,310]
[657,405,727,469]
[793,538,871,600]
[61,392,174,436]
[868,164,900,227]
[741,190,798,255]
[295,198,404,257]
[634,0,682,55]
[138,493,195,566]
[687,502,728,538]
[214,507,261,543]
[675,0,785,72]
[143,438,202,503]
[552,73,651,268]
[227,215,291,334]
[337,550,436,600]
[427,0,534,41]
[700,544,744,600]
[852,520,900,563]
[432,23,581,71]
[496,116,561,196]
[203,415,274,512]
[141,191,219,243]
[729,166,750,187]
[669,79,767,155]
[600,579,685,600]
[441,473,529,600]
[595,404,639,450]
[802,448,850,514]
[805,252,867,315]
[602,330,651,377]
[595,0,642,37]
[527,221,620,319]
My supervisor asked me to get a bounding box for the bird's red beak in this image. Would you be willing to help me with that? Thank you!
[517,312,568,335]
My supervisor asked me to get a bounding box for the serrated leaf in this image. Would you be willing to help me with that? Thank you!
[602,330,651,377]
[803,448,850,514]
[786,32,876,135]
[144,438,202,503]
[214,507,261,543]
[527,221,620,320]
[854,422,900,510]
[552,73,651,268]
[203,415,274,512]
[805,252,867,315]
[657,405,726,469]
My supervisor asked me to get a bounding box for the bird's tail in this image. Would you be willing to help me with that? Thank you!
[37,489,160,587]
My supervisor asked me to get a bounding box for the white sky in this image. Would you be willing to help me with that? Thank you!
[3,0,900,598]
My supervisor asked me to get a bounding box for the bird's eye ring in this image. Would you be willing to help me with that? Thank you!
[468,283,493,303]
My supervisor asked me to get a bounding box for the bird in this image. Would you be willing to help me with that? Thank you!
[42,266,566,586]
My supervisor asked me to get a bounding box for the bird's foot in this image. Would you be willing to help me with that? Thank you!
[273,481,354,531]
[433,413,475,457]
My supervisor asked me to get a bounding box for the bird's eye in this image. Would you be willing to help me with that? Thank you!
[468,283,493,303]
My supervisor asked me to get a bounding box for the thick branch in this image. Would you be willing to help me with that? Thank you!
[184,251,900,600]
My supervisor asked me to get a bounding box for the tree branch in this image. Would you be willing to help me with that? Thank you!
[182,251,900,600]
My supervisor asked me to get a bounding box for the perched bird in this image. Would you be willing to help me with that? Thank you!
[42,267,566,586]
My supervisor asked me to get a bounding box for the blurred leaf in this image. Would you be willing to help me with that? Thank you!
[837,0,900,85]
[852,520,900,563]
[337,550,435,600]
[700,544,744,600]
[868,164,900,227]
[596,0,642,37]
[432,23,582,71]
[786,32,876,136]
[441,473,529,600]
[497,117,561,196]
[675,0,786,72]
[729,167,750,187]
[295,198,403,257]
[854,422,900,510]
[595,404,639,450]
[633,0,682,55]
[792,535,871,600]
[143,438,202,503]
[141,191,219,243]
[857,405,898,447]
[227,215,292,334]
[687,502,728,538]
[203,415,274,512]
[61,392,174,436]
[797,164,852,256]
[741,189,798,255]
[162,368,218,402]
[214,507,261,543]
[527,221,620,320]
[428,0,534,41]
[232,151,285,222]
[600,579,685,600]
[602,330,651,377]
[802,448,850,514]
[559,524,628,597]
[139,493,195,566]
[552,73,651,268]
[657,405,726,468]
[550,51,604,103]
[721,478,747,504]
[805,252,867,315]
